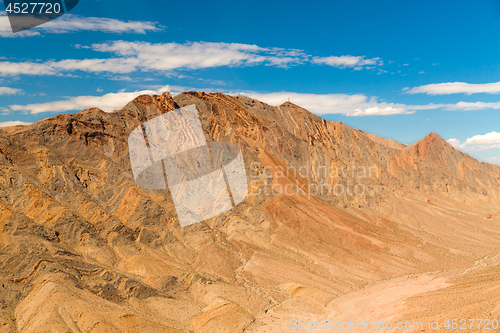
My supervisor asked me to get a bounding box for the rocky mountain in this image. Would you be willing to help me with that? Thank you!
[1,92,500,332]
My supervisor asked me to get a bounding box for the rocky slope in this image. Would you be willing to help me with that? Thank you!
[0,92,500,332]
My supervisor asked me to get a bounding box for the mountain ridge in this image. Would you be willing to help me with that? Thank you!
[3,93,498,170]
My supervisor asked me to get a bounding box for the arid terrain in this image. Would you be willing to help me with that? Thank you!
[1,92,500,332]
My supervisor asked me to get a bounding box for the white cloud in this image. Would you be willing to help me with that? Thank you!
[0,61,57,75]
[0,121,32,128]
[235,91,459,116]
[447,138,461,147]
[0,12,162,37]
[38,14,162,34]
[443,101,500,111]
[0,86,22,95]
[448,132,500,151]
[9,85,175,114]
[89,41,277,70]
[7,87,423,117]
[348,105,410,116]
[237,92,416,116]
[407,81,500,95]
[0,41,308,75]
[486,156,500,163]
[88,41,311,70]
[311,55,382,69]
[0,40,382,75]
[10,84,500,118]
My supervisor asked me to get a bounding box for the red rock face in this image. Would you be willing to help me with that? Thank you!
[1,92,500,332]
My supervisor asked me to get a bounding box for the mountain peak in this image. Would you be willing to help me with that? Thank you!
[280,101,299,107]
[424,132,446,142]
[405,132,451,159]
[132,91,173,105]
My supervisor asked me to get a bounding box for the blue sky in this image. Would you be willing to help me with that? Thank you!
[1,0,500,164]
